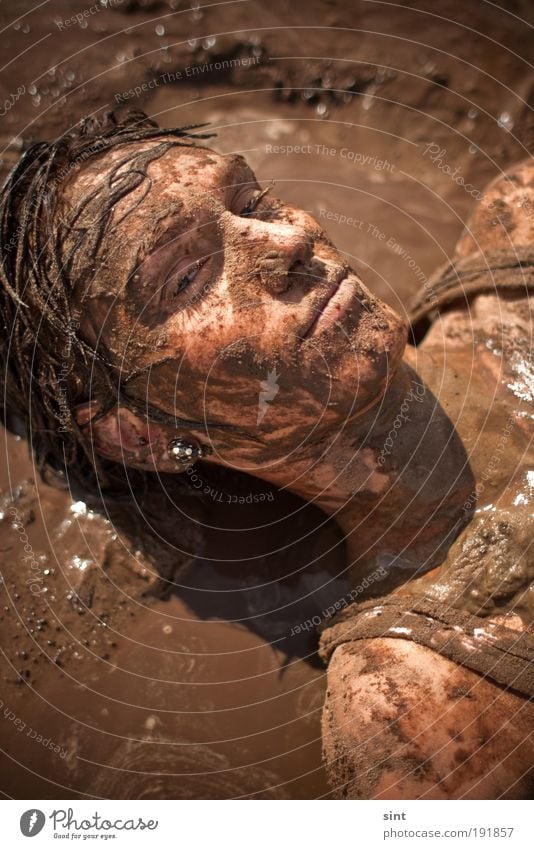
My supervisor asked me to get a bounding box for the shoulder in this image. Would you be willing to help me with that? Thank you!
[420,288,532,351]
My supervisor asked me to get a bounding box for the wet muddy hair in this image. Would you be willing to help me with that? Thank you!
[0,110,213,495]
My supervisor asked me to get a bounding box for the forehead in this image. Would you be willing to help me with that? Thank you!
[148,145,254,192]
[62,141,255,203]
[58,141,258,301]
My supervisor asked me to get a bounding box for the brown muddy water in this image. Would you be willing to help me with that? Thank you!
[0,0,533,799]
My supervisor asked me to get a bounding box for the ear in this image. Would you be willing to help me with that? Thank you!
[75,401,192,472]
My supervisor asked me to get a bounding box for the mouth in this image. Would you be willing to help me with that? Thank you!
[300,266,353,339]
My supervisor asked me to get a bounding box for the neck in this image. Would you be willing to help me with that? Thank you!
[253,349,471,574]
[259,361,418,529]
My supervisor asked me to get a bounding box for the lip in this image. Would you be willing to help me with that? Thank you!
[300,267,351,339]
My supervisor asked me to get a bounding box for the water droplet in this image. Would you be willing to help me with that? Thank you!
[316,102,328,118]
[497,111,514,132]
[155,24,165,36]
[187,38,198,50]
[66,70,75,82]
[28,84,37,96]
[70,501,87,517]
[22,23,30,34]
[71,555,91,572]
[203,36,216,49]
[468,144,477,155]
[32,95,41,107]
[468,106,478,119]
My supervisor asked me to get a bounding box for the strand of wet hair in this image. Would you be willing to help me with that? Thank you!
[0,112,216,492]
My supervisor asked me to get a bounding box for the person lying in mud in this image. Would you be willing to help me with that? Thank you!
[0,111,532,799]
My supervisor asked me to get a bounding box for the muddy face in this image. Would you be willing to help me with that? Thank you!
[63,141,406,472]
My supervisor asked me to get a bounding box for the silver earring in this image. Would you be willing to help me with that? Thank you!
[168,438,211,465]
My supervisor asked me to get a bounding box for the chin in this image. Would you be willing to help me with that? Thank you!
[303,303,408,418]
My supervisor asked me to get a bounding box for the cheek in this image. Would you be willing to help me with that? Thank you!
[154,311,267,422]
[176,287,274,365]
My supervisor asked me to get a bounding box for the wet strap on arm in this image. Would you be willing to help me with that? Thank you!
[319,594,534,700]
[409,246,534,336]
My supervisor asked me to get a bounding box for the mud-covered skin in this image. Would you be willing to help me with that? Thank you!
[63,142,406,474]
[323,638,534,800]
[66,147,474,594]
[62,146,533,798]
[65,143,473,591]
[322,162,534,799]
[405,485,534,621]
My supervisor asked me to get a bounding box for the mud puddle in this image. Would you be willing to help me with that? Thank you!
[1,0,533,799]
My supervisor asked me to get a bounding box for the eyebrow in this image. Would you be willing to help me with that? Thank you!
[140,157,261,259]
[142,202,188,258]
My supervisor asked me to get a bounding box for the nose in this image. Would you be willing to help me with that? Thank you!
[225,213,314,295]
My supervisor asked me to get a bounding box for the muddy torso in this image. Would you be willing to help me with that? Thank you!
[337,288,533,627]
[401,291,534,624]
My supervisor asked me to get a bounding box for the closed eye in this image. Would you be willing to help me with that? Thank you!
[162,257,208,301]
[239,185,271,217]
